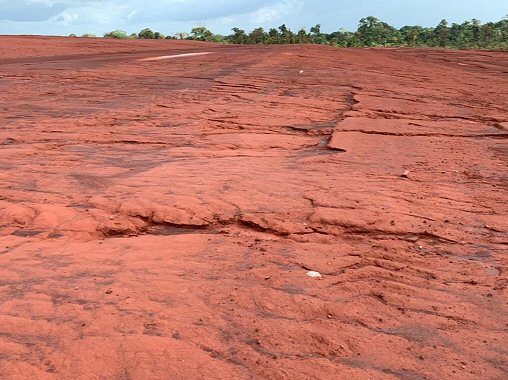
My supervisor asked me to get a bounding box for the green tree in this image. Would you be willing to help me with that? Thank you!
[329,29,355,47]
[266,28,280,44]
[433,19,449,47]
[229,27,248,44]
[210,34,226,43]
[139,28,155,39]
[471,19,482,43]
[357,16,399,46]
[448,23,462,46]
[310,24,327,44]
[103,30,127,39]
[480,22,496,46]
[296,28,309,44]
[190,27,214,41]
[399,25,425,46]
[278,24,294,44]
[249,27,266,44]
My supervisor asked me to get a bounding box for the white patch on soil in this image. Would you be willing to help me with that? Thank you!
[139,52,213,61]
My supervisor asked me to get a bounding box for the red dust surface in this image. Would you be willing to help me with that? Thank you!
[0,36,507,379]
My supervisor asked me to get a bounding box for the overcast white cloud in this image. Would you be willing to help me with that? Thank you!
[0,0,506,36]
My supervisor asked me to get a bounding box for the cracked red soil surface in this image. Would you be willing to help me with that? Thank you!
[0,36,507,379]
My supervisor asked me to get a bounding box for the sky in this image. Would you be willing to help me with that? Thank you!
[0,0,506,36]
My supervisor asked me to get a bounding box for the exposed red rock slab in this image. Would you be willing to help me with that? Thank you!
[0,37,507,379]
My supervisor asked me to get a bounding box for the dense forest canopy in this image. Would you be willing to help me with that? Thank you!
[78,16,508,50]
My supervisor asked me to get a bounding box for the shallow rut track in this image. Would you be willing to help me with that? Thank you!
[0,37,507,379]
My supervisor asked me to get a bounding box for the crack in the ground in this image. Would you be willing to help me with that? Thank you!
[334,130,508,139]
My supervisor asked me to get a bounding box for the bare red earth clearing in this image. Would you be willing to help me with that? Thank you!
[0,36,507,379]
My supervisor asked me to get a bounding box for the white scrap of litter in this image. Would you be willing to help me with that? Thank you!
[139,52,213,61]
[299,70,304,74]
[306,271,322,278]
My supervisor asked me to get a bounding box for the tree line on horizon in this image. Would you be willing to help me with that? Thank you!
[71,16,508,50]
